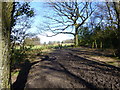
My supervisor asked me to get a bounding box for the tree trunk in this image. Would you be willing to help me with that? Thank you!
[100,41,103,49]
[113,1,120,57]
[0,2,13,89]
[74,27,79,47]
[92,42,95,48]
[74,34,79,47]
[95,40,97,48]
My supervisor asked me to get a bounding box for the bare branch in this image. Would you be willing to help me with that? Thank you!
[46,31,75,37]
[38,1,95,46]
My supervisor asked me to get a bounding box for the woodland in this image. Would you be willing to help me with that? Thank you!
[0,1,120,89]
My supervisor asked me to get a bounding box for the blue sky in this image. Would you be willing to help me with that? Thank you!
[29,2,74,43]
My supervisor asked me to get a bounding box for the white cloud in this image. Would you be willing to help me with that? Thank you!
[37,32,74,44]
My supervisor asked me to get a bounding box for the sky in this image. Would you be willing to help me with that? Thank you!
[29,2,74,44]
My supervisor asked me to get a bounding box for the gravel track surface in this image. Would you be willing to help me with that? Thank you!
[13,48,120,89]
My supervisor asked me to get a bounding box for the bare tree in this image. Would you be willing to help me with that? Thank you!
[113,1,120,30]
[11,2,35,51]
[104,1,120,56]
[113,1,120,56]
[11,17,33,49]
[39,1,95,46]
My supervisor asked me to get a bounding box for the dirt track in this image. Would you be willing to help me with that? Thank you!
[13,48,120,89]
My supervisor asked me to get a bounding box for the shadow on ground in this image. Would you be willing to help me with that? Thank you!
[39,58,98,89]
[68,48,115,57]
[12,49,120,89]
[12,59,40,89]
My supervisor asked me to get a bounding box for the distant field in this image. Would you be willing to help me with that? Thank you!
[15,43,74,50]
[31,43,74,50]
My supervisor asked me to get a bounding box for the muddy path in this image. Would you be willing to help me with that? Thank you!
[13,48,120,89]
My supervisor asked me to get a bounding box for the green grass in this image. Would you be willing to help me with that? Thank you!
[11,70,19,77]
[15,43,74,50]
